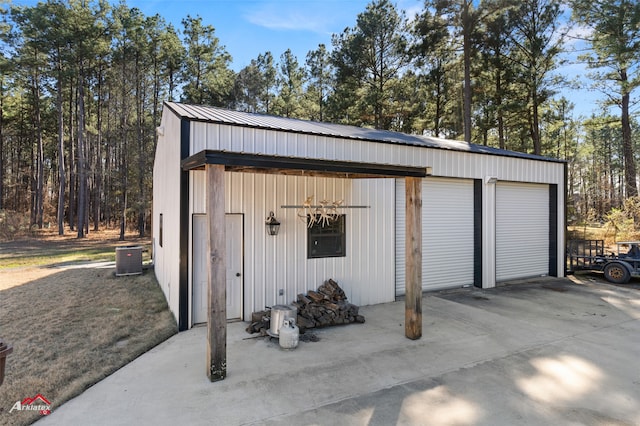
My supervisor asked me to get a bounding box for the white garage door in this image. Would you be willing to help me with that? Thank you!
[496,182,549,282]
[396,177,475,295]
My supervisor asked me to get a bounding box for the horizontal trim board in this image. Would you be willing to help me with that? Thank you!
[182,150,429,178]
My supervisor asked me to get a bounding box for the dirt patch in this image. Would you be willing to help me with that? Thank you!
[0,267,59,291]
[0,232,177,425]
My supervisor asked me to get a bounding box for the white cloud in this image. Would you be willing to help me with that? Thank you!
[243,2,337,34]
[243,0,424,34]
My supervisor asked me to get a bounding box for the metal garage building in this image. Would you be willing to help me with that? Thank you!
[153,102,565,334]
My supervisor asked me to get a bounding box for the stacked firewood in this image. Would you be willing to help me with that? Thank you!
[293,279,365,331]
[245,279,365,335]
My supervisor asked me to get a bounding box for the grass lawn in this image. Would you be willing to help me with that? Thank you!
[0,229,178,426]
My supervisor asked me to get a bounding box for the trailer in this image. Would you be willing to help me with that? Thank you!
[568,240,640,284]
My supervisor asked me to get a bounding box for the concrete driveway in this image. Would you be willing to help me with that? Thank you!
[39,276,639,426]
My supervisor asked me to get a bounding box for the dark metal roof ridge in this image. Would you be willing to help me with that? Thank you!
[164,102,565,164]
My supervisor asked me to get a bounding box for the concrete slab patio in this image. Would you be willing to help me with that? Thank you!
[38,277,639,426]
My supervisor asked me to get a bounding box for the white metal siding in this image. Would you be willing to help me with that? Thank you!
[190,172,396,319]
[496,182,549,281]
[396,177,475,295]
[152,109,183,325]
[190,123,565,185]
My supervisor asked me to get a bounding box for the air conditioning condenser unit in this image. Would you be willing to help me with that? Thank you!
[115,246,143,276]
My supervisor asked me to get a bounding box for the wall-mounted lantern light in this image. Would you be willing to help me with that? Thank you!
[265,211,281,236]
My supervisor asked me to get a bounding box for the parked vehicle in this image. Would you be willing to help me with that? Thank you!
[568,240,640,283]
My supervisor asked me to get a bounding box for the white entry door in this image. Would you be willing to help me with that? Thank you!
[193,214,243,324]
[225,214,243,319]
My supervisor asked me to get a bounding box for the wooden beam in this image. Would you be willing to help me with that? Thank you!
[206,164,227,381]
[405,177,422,340]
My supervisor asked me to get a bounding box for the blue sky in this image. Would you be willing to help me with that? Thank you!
[13,0,599,119]
[129,0,423,71]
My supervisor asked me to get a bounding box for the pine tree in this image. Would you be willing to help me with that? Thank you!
[572,0,640,197]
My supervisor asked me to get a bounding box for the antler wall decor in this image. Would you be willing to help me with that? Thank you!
[295,196,344,228]
[281,198,369,228]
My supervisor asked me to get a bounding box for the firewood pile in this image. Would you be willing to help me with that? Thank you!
[246,279,365,335]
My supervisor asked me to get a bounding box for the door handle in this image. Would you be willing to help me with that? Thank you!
[236,273,241,277]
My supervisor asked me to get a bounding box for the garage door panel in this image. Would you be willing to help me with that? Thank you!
[397,178,475,295]
[424,179,474,290]
[496,182,548,282]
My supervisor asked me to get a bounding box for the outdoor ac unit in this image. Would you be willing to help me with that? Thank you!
[115,246,143,276]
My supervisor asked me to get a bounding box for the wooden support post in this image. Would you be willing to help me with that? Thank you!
[206,164,226,381]
[405,177,422,340]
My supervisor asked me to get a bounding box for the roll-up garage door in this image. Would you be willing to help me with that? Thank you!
[396,177,475,295]
[496,182,549,282]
